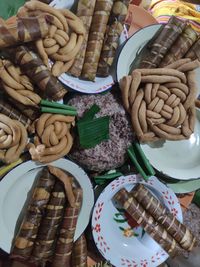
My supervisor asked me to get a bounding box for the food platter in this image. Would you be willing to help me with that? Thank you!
[141,109,200,180]
[116,24,200,179]
[0,1,199,265]
[51,0,127,94]
[116,24,200,96]
[92,175,182,267]
[0,158,94,253]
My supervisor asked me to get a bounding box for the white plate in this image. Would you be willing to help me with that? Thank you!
[141,109,200,180]
[116,24,200,96]
[50,0,127,94]
[116,24,200,180]
[92,175,182,267]
[0,158,94,253]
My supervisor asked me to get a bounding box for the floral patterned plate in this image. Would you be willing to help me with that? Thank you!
[92,175,182,267]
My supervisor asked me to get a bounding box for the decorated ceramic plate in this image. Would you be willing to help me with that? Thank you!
[0,158,94,253]
[92,174,182,267]
[141,109,200,180]
[116,24,200,96]
[51,0,127,94]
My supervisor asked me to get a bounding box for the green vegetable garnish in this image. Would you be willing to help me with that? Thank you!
[41,107,77,116]
[0,0,25,20]
[77,116,110,149]
[40,99,77,111]
[79,104,100,122]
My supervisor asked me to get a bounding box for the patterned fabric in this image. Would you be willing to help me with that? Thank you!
[149,0,200,32]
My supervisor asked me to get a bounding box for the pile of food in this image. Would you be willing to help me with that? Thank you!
[68,92,134,171]
[135,16,200,69]
[3,0,130,81]
[114,184,197,256]
[0,1,199,267]
[11,166,87,267]
[68,0,129,80]
[119,16,200,142]
[120,59,199,142]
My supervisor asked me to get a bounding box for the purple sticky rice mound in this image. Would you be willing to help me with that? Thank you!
[68,92,134,172]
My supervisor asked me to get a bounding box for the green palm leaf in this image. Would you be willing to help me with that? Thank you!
[0,0,25,20]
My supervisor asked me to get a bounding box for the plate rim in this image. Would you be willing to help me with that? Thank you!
[116,24,200,180]
[91,174,182,267]
[0,158,94,253]
[141,109,200,180]
[116,23,161,82]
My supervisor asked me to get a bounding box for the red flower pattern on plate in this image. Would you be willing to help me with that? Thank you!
[121,258,138,267]
[97,235,110,253]
[93,202,110,254]
[140,259,148,267]
[151,251,165,263]
[111,178,122,190]
[162,190,176,208]
[171,207,178,217]
[93,175,179,266]
[94,202,104,221]
[94,223,101,233]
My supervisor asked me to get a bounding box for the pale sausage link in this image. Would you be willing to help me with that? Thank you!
[119,75,132,112]
[129,71,141,106]
[131,89,144,139]
[144,83,152,105]
[0,59,41,107]
[4,121,28,163]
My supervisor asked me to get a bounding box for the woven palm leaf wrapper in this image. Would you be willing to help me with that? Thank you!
[7,96,40,122]
[11,167,56,260]
[0,14,48,48]
[51,188,83,267]
[160,25,198,67]
[120,58,200,142]
[185,38,200,61]
[81,0,114,81]
[92,262,112,267]
[97,0,129,77]
[137,16,186,69]
[0,97,31,130]
[30,181,66,266]
[71,234,87,267]
[8,45,67,101]
[131,184,197,251]
[16,1,86,77]
[114,188,182,257]
[68,0,97,77]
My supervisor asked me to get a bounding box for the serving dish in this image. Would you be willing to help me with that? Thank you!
[141,109,200,180]
[0,158,94,253]
[51,0,127,94]
[116,24,200,96]
[116,24,200,179]
[92,174,182,267]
